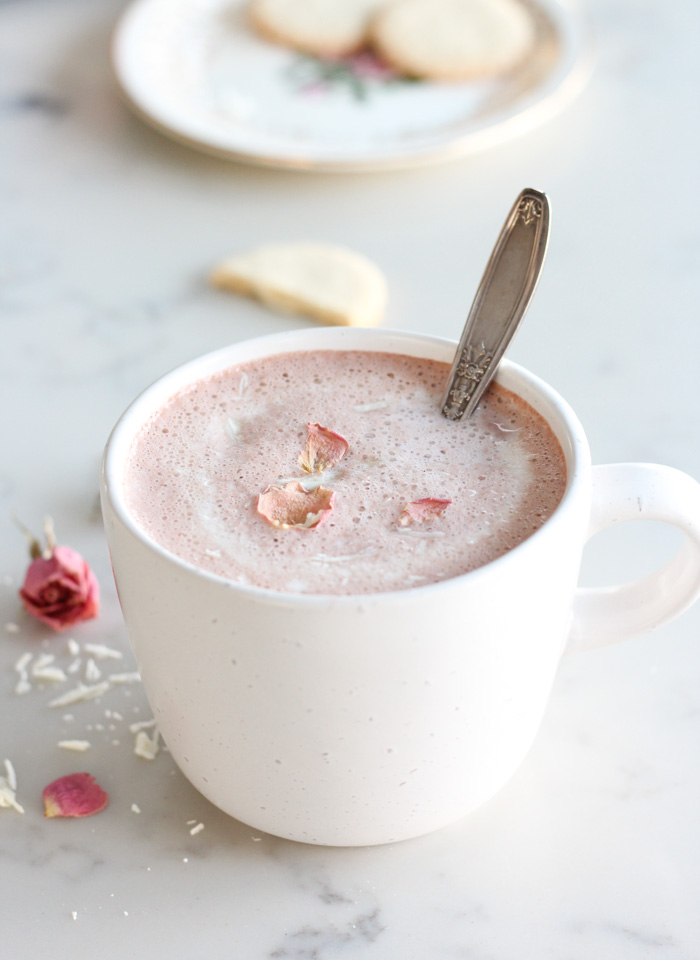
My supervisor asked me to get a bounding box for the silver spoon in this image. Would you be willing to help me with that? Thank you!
[442,187,550,420]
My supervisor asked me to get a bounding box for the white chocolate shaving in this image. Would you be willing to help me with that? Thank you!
[31,654,68,684]
[84,643,123,660]
[85,658,102,682]
[14,652,32,672]
[225,418,242,442]
[14,653,32,695]
[32,666,68,683]
[109,672,141,685]
[0,759,23,813]
[48,681,111,708]
[129,718,157,734]
[5,759,17,792]
[353,400,389,412]
[134,728,160,760]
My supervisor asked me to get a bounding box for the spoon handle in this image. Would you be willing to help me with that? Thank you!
[442,188,550,420]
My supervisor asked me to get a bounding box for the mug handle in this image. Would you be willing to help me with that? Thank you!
[567,463,700,652]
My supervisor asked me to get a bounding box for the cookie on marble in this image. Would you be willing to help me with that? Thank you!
[249,0,389,58]
[211,242,387,328]
[370,0,536,81]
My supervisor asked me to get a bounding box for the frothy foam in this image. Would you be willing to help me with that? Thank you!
[124,350,566,594]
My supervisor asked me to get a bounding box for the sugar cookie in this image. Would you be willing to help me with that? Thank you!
[250,0,389,58]
[370,0,536,81]
[211,242,387,328]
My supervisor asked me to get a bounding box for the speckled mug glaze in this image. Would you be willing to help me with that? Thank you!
[101,328,700,845]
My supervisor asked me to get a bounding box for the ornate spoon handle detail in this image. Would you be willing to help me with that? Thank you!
[442,188,550,420]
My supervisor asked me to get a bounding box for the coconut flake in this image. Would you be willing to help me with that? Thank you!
[67,638,80,656]
[299,423,349,474]
[58,740,91,752]
[189,822,205,836]
[43,772,108,818]
[5,622,20,633]
[398,498,452,527]
[257,481,334,530]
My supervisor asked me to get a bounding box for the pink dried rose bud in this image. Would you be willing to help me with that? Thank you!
[299,423,349,474]
[399,498,452,526]
[20,544,100,632]
[257,481,335,529]
[42,772,109,818]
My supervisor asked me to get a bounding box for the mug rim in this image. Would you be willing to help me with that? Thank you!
[100,327,591,605]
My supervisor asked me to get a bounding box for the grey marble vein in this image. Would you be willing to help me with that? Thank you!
[1,91,69,116]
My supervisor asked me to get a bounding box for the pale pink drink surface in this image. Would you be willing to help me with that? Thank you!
[124,350,566,594]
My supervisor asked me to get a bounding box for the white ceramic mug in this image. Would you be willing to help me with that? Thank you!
[100,328,700,846]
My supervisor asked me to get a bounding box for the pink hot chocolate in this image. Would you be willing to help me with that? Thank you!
[124,350,566,595]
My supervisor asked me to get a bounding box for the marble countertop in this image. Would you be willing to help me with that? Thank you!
[2,0,700,955]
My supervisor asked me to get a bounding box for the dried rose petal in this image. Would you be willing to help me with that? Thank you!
[257,482,335,529]
[299,423,349,474]
[43,772,109,818]
[399,498,452,526]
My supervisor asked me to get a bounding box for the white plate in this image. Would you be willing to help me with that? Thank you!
[112,0,593,172]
